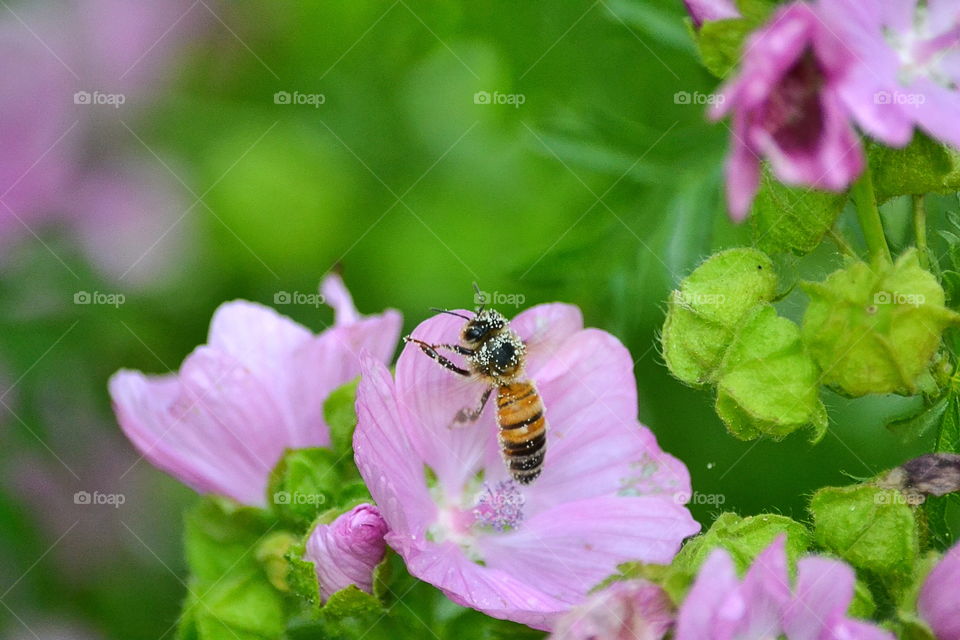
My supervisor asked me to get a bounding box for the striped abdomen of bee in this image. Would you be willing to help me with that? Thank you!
[496,381,547,484]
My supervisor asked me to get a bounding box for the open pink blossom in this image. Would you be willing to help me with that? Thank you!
[918,540,960,640]
[683,0,740,29]
[676,536,893,640]
[550,579,674,640]
[109,274,401,507]
[353,304,699,631]
[818,0,960,149]
[711,2,864,219]
[305,503,388,601]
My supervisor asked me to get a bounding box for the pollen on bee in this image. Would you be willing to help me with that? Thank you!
[473,481,525,532]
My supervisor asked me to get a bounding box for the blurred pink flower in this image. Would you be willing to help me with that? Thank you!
[305,503,388,601]
[550,580,674,640]
[683,0,740,29]
[109,274,401,507]
[676,536,893,640]
[354,304,698,630]
[711,2,864,219]
[818,0,960,149]
[918,540,960,640]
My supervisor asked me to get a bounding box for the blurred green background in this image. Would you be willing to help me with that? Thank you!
[0,1,953,637]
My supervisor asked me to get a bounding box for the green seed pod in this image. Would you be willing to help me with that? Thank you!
[662,248,777,386]
[714,305,828,441]
[801,249,960,397]
[810,484,919,587]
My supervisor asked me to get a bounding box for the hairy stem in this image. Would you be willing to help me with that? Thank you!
[852,168,892,265]
[914,194,929,269]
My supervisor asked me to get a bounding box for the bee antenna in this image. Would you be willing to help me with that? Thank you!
[472,282,485,314]
[430,307,472,321]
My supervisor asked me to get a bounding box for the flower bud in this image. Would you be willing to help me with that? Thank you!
[802,250,960,396]
[715,305,827,441]
[550,580,674,640]
[304,504,388,601]
[810,485,919,586]
[662,248,777,386]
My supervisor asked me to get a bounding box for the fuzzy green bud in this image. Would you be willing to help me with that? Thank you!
[715,305,827,441]
[802,250,960,397]
[810,484,920,588]
[662,248,777,386]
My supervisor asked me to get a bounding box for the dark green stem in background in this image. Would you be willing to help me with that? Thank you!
[914,194,929,269]
[852,168,892,265]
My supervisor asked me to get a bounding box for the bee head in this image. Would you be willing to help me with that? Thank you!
[461,310,507,346]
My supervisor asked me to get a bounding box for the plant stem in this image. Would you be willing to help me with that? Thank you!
[914,194,929,269]
[852,168,892,265]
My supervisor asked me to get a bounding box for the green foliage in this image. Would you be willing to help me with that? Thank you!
[267,447,344,526]
[662,248,777,386]
[180,498,286,640]
[810,485,920,590]
[750,168,848,255]
[870,134,960,203]
[802,250,960,396]
[715,305,827,441]
[691,0,777,77]
[663,512,810,602]
[324,379,362,462]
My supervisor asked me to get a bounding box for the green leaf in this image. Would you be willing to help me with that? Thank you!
[801,250,960,397]
[322,585,384,620]
[870,133,960,203]
[810,485,920,590]
[180,498,286,640]
[324,379,360,459]
[715,305,827,441]
[694,18,754,78]
[750,168,847,255]
[267,447,341,526]
[661,248,777,386]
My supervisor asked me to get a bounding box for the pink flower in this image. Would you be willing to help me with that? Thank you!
[683,0,740,29]
[109,274,401,507]
[711,2,864,220]
[918,541,960,640]
[676,536,893,640]
[550,580,675,640]
[818,0,960,149]
[305,503,388,601]
[353,304,699,631]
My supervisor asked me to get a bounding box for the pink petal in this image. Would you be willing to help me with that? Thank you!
[729,536,791,639]
[477,495,699,605]
[510,303,584,380]
[919,541,960,640]
[320,272,362,326]
[782,556,855,640]
[675,548,740,640]
[524,329,689,514]
[402,540,570,631]
[723,124,761,221]
[354,355,437,552]
[395,313,498,493]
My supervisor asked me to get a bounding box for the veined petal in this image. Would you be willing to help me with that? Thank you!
[782,556,855,640]
[510,303,584,381]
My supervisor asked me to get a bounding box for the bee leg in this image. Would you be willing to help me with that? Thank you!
[403,337,471,376]
[452,387,492,427]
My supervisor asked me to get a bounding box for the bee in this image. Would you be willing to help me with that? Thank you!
[404,288,546,484]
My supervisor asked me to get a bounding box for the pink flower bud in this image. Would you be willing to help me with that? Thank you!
[305,504,388,601]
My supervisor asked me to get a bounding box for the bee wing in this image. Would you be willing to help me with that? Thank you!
[510,303,584,380]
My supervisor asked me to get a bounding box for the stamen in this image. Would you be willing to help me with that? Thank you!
[473,481,525,532]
